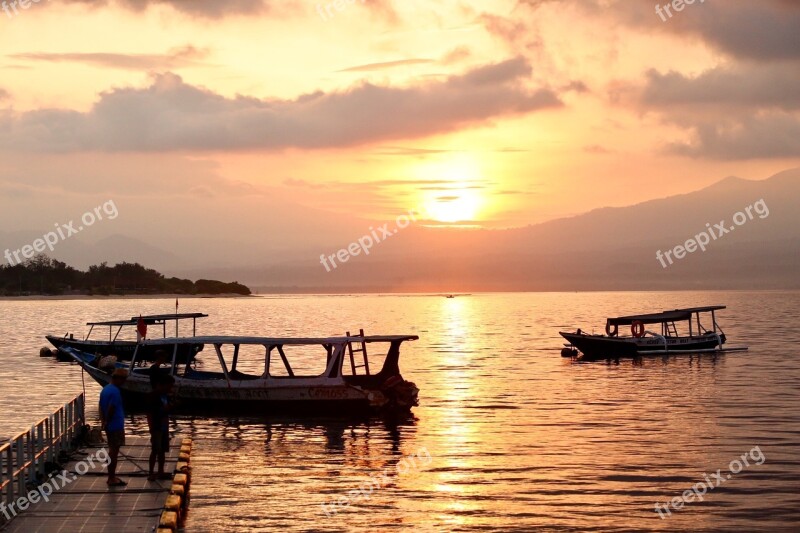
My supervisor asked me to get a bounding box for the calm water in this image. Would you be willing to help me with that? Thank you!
[1,292,799,532]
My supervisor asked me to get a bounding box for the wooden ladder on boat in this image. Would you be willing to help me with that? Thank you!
[346,329,370,375]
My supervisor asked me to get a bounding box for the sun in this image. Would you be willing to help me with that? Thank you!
[416,155,485,224]
[424,190,481,223]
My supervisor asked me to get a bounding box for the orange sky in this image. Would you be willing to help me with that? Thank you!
[1,0,798,243]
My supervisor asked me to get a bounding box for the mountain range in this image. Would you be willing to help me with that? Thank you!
[2,168,798,292]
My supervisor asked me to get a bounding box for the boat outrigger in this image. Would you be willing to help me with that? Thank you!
[46,313,208,362]
[560,306,748,359]
[62,330,420,414]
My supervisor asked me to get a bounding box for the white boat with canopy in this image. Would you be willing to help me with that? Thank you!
[63,330,420,413]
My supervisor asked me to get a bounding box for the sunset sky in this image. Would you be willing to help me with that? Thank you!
[1,0,798,268]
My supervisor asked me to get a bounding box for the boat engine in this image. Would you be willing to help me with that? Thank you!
[381,376,420,408]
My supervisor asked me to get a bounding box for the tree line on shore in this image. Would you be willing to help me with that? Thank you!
[0,255,251,296]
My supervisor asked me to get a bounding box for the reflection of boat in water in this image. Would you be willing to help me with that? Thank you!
[63,330,420,414]
[46,313,207,362]
[560,306,748,360]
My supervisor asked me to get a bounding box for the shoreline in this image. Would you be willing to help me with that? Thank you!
[0,293,254,301]
[1,288,796,301]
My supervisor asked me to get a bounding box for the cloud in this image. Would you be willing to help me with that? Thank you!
[668,113,800,160]
[64,0,398,21]
[0,58,563,153]
[508,0,800,62]
[478,12,542,52]
[641,64,800,159]
[8,46,209,71]
[569,0,800,62]
[583,144,612,154]
[441,46,472,65]
[337,59,435,73]
[642,66,800,111]
[64,0,271,18]
[651,0,800,62]
[372,147,455,156]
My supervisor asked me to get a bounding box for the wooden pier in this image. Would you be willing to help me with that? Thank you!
[1,395,192,533]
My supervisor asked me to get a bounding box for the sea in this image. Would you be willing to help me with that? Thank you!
[1,291,798,532]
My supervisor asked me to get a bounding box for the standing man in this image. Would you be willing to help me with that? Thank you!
[147,375,174,481]
[100,368,128,487]
[148,349,170,390]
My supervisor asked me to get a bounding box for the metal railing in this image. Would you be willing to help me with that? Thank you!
[0,393,85,521]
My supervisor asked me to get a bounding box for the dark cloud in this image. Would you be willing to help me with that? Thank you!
[574,0,800,62]
[643,66,800,111]
[0,58,562,153]
[668,113,800,160]
[642,64,800,159]
[508,0,800,62]
[654,0,800,62]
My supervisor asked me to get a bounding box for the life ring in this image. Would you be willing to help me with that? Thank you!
[631,321,645,338]
[605,322,618,337]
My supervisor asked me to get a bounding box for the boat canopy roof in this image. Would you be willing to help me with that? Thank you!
[141,334,419,346]
[86,319,139,327]
[607,306,726,326]
[87,313,208,327]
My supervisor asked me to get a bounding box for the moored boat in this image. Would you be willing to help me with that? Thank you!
[559,306,748,360]
[62,331,420,414]
[46,313,207,362]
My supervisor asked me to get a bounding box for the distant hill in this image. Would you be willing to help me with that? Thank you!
[0,256,251,296]
[233,167,800,292]
[5,169,796,292]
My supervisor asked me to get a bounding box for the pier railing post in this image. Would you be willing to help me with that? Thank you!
[66,402,73,446]
[16,437,25,501]
[3,441,13,509]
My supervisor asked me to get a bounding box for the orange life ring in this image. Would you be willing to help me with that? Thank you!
[605,322,618,337]
[631,321,645,338]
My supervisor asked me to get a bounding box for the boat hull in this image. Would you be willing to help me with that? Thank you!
[560,332,726,359]
[64,347,418,415]
[47,335,202,363]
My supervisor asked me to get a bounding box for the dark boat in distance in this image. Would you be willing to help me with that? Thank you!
[46,313,207,362]
[560,306,748,359]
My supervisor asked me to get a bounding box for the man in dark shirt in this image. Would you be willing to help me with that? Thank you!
[147,374,174,481]
[148,350,169,390]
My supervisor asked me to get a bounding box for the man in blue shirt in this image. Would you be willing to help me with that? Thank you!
[99,368,128,487]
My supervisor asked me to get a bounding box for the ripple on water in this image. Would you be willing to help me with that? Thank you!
[0,292,798,531]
